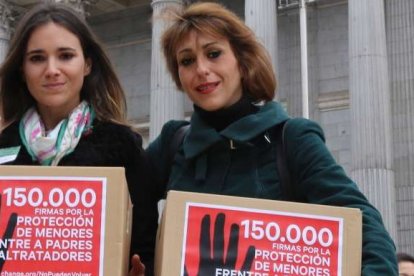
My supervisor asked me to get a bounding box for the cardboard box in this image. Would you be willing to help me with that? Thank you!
[155,190,362,276]
[0,166,132,276]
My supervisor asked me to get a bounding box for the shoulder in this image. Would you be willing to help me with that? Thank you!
[92,120,138,135]
[88,120,143,147]
[0,121,20,147]
[282,117,330,168]
[159,120,190,140]
[146,120,189,175]
[64,120,145,166]
[76,120,143,158]
[284,118,325,145]
[148,120,189,151]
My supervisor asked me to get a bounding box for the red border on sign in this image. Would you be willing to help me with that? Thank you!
[0,176,106,275]
[182,202,343,276]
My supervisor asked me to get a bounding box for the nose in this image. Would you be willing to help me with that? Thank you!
[45,58,60,78]
[195,58,210,76]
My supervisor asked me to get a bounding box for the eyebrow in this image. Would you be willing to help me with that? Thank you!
[25,47,77,55]
[177,41,219,55]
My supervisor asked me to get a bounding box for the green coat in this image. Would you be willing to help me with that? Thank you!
[147,101,397,275]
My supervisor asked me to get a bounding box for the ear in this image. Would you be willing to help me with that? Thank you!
[84,58,92,76]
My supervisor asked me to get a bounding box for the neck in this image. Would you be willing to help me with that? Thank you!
[37,105,73,131]
[40,113,65,131]
[194,95,258,131]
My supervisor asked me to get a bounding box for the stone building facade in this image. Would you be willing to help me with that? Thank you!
[2,0,414,255]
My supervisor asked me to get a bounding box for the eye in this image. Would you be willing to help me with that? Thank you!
[59,52,75,61]
[179,57,195,67]
[28,55,45,63]
[207,50,221,59]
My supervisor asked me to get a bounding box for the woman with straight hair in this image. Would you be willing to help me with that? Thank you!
[0,3,156,275]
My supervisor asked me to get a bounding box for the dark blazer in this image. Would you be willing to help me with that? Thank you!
[0,120,158,275]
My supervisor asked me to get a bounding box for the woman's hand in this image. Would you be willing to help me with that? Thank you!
[129,254,145,276]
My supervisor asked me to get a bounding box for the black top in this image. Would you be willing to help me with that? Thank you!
[193,95,258,131]
[0,120,158,275]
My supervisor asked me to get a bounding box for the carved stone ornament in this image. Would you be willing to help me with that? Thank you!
[0,1,13,30]
[45,0,98,16]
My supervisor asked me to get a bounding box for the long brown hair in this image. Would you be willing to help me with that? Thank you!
[161,2,276,102]
[0,3,128,126]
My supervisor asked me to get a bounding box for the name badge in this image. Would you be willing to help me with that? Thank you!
[0,146,20,164]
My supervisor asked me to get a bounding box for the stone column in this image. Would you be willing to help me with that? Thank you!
[0,0,12,64]
[150,0,185,141]
[386,0,414,254]
[244,0,278,84]
[349,0,396,239]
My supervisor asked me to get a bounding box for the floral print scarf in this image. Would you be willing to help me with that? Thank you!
[19,101,94,165]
